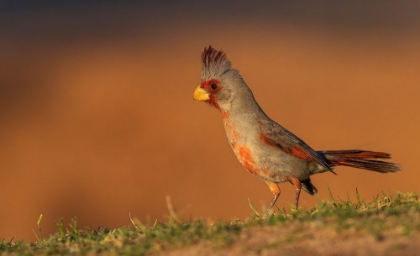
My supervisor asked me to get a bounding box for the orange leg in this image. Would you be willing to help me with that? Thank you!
[288,177,302,208]
[265,181,281,215]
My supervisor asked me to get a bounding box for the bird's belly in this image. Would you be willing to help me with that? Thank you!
[259,150,312,182]
[232,141,311,183]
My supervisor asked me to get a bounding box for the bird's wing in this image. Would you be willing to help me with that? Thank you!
[258,119,332,172]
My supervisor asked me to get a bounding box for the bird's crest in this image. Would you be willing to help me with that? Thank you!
[201,46,233,81]
[202,46,227,68]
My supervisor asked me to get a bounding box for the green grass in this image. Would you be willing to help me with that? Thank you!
[1,191,420,255]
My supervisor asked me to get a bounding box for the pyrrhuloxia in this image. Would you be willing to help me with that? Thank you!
[193,46,400,213]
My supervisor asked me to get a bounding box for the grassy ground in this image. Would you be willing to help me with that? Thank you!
[1,191,419,255]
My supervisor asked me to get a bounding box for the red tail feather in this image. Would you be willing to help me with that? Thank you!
[321,150,400,173]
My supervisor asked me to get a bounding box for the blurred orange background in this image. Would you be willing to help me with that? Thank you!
[1,1,419,241]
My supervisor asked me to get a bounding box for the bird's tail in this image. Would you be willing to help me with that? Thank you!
[321,150,400,173]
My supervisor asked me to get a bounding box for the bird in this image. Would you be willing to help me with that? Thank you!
[193,46,400,214]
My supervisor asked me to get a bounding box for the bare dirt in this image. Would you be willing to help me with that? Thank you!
[154,224,420,256]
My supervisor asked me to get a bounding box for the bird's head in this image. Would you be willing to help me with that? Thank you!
[193,46,250,113]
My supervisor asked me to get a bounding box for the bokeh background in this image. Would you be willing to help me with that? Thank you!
[1,1,419,241]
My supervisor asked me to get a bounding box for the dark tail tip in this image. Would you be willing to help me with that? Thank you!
[301,178,318,195]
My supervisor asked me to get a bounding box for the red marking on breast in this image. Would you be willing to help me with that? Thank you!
[260,169,270,176]
[238,146,258,175]
[221,111,229,119]
[223,113,240,144]
[222,114,258,175]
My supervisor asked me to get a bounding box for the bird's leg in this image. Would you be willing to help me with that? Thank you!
[294,187,301,208]
[288,177,302,208]
[265,182,281,216]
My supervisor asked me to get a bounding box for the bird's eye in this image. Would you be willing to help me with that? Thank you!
[210,83,218,90]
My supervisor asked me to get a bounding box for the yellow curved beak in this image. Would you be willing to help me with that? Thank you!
[193,86,210,101]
